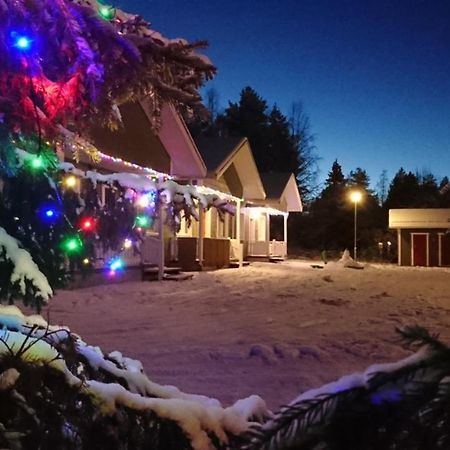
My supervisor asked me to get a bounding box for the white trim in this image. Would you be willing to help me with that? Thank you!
[397,228,401,266]
[411,232,429,267]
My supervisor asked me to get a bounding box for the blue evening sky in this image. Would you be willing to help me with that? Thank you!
[121,0,450,188]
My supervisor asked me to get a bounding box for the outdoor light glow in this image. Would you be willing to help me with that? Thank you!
[350,191,362,203]
[64,175,77,189]
[124,238,133,249]
[82,258,90,265]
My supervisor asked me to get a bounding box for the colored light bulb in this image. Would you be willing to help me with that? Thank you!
[124,239,133,249]
[99,6,115,20]
[82,258,90,265]
[137,194,150,208]
[135,215,150,228]
[109,258,123,271]
[62,236,82,254]
[31,156,44,170]
[12,33,32,50]
[80,218,95,231]
[64,175,77,189]
[38,203,60,223]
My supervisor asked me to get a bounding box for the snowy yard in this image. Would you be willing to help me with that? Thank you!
[45,260,450,409]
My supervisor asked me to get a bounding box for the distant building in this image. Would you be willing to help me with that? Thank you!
[389,209,450,266]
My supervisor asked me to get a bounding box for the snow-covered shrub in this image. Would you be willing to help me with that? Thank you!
[0,306,269,450]
[245,326,450,450]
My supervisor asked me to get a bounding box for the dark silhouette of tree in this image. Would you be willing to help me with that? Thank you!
[384,168,421,209]
[417,171,440,207]
[295,161,383,256]
[204,87,220,122]
[215,86,317,199]
[217,87,269,168]
[385,168,441,209]
[439,177,450,207]
[266,105,299,174]
[376,169,389,206]
[325,160,345,187]
[348,167,371,190]
[289,101,319,200]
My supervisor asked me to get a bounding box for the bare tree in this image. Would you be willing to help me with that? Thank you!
[289,101,320,202]
[205,87,220,122]
[376,169,389,205]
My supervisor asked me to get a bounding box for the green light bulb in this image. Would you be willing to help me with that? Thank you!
[62,236,83,255]
[136,215,150,228]
[31,156,44,170]
[99,6,115,20]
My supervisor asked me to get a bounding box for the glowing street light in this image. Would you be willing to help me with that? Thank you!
[350,191,363,261]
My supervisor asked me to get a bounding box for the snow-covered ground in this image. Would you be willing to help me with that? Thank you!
[44,260,450,409]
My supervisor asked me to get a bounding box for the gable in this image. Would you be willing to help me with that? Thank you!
[217,140,265,200]
[222,163,243,198]
[89,101,171,173]
[157,103,207,178]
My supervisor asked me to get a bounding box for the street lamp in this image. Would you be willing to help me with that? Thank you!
[350,191,362,261]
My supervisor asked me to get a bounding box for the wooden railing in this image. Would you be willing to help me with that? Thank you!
[245,240,287,258]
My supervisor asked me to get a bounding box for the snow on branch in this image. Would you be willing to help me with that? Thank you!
[0,305,269,450]
[0,228,52,303]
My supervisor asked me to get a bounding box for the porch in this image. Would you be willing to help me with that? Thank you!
[242,206,288,260]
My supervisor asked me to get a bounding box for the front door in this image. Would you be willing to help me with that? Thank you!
[412,234,428,266]
[440,234,450,266]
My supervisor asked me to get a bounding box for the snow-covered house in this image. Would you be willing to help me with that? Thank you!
[175,136,266,270]
[59,100,211,279]
[243,173,302,260]
[389,208,450,267]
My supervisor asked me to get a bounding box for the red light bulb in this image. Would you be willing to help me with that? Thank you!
[80,217,95,232]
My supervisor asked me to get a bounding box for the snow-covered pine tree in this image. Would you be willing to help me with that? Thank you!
[0,0,226,308]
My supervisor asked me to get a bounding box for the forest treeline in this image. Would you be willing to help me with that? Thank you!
[195,86,450,260]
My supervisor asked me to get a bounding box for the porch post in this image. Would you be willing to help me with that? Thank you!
[283,213,288,257]
[158,206,165,281]
[198,207,204,268]
[236,200,242,267]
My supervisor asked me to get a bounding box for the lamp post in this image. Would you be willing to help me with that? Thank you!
[350,191,362,261]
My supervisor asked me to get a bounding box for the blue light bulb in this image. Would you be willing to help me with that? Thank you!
[109,257,124,272]
[45,209,55,218]
[11,33,32,51]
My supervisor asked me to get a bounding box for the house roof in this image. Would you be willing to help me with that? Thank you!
[260,172,293,199]
[194,135,246,174]
[194,135,265,200]
[88,101,171,174]
[259,172,303,212]
[389,208,450,229]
